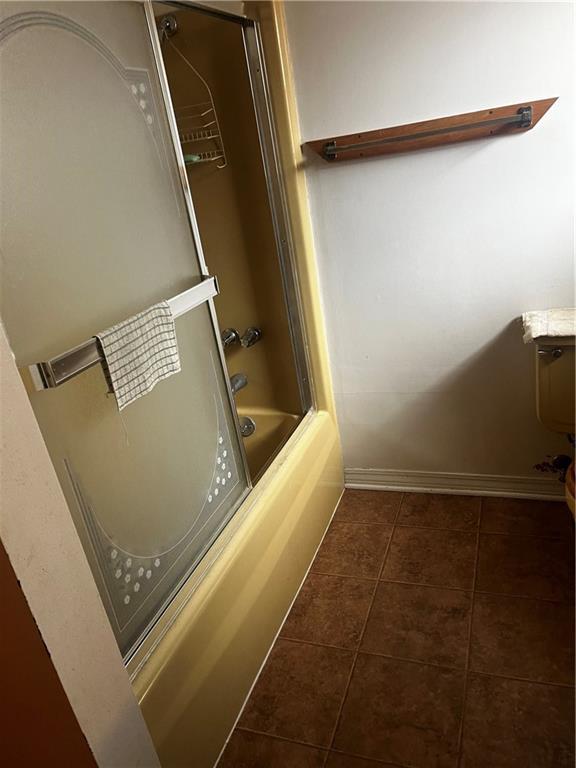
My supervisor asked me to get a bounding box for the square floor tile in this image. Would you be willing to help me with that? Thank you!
[398,493,480,531]
[335,490,402,524]
[461,673,575,767]
[382,527,477,589]
[334,654,465,767]
[239,639,354,747]
[470,593,575,685]
[280,573,375,650]
[476,533,574,602]
[361,582,471,668]
[481,498,573,537]
[218,730,326,768]
[312,522,393,578]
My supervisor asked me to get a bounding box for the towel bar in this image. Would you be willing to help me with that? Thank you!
[322,108,532,159]
[28,276,219,391]
[304,98,557,163]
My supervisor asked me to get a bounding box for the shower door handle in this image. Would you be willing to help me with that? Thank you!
[29,276,220,390]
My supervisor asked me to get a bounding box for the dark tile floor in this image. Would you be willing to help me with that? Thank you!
[219,491,575,768]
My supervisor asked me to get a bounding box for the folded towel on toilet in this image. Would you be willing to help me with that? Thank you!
[522,307,576,344]
[96,301,181,410]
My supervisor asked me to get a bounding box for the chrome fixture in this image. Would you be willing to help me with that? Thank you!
[537,347,564,359]
[158,13,177,40]
[230,373,248,395]
[221,328,240,348]
[239,416,256,438]
[241,327,262,348]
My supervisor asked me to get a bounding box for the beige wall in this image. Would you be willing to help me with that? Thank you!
[285,0,574,495]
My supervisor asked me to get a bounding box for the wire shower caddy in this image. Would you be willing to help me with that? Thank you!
[159,14,227,169]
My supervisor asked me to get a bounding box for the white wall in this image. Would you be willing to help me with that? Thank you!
[285,1,574,490]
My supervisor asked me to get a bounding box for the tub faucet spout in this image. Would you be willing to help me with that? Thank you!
[230,373,248,395]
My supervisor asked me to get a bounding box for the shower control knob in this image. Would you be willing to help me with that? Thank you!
[221,328,240,348]
[241,327,262,348]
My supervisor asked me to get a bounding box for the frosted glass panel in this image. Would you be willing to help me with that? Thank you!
[0,2,248,656]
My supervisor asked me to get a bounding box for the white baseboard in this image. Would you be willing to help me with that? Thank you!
[344,468,565,500]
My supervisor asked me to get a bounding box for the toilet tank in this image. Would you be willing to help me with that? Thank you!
[534,337,575,434]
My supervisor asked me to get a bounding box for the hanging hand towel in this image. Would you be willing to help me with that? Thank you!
[96,301,181,411]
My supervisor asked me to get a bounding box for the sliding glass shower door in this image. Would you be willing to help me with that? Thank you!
[0,1,249,657]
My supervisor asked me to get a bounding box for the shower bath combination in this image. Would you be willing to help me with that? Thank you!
[0,0,312,661]
[157,4,311,480]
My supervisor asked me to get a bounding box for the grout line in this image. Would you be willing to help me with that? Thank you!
[377,578,573,606]
[235,725,328,751]
[354,520,570,541]
[274,636,576,690]
[276,636,356,654]
[322,494,405,765]
[354,649,465,673]
[392,520,573,540]
[308,570,379,582]
[474,589,575,605]
[320,630,361,765]
[456,496,482,763]
[394,522,480,534]
[477,529,573,541]
[467,669,576,690]
[330,519,397,527]
[276,637,465,673]
[300,571,378,581]
[237,727,414,768]
[328,746,415,767]
[379,577,472,592]
[239,721,505,768]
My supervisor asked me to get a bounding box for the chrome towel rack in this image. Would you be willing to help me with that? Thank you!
[28,276,219,391]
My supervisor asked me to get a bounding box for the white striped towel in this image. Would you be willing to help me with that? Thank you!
[96,301,181,411]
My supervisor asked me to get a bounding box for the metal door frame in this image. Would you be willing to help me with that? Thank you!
[146,0,315,414]
[121,0,315,673]
[241,21,315,412]
[144,1,253,494]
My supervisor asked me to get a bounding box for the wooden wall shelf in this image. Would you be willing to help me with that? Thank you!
[303,98,557,163]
